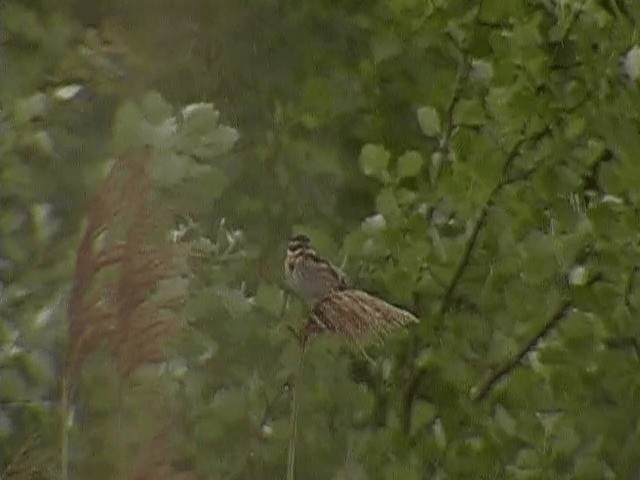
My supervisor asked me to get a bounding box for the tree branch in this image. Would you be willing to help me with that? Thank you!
[439,51,469,154]
[400,368,426,434]
[438,126,551,315]
[403,112,552,437]
[438,206,490,315]
[623,265,639,314]
[471,299,572,403]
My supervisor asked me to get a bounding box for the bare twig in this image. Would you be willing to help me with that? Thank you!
[439,51,469,154]
[400,368,427,435]
[471,273,602,402]
[430,46,469,183]
[623,265,640,314]
[438,206,490,315]
[471,299,572,403]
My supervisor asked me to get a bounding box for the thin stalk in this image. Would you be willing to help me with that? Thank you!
[286,345,305,480]
[115,374,127,478]
[60,371,70,480]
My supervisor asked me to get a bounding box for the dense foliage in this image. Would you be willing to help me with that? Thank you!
[2,0,640,478]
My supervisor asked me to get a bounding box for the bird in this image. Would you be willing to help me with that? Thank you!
[284,234,418,347]
[284,234,347,302]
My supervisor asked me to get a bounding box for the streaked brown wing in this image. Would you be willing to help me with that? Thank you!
[302,289,418,344]
[306,252,347,289]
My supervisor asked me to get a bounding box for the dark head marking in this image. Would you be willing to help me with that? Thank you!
[290,234,310,244]
[288,234,311,252]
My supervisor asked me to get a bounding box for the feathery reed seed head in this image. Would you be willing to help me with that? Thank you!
[301,289,418,346]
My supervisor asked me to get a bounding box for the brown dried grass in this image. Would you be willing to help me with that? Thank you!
[301,289,418,346]
[66,147,184,379]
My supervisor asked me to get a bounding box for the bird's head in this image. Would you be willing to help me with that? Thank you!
[287,234,312,253]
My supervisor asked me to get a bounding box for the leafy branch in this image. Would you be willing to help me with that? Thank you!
[439,48,469,156]
[399,47,469,434]
[471,298,572,403]
[472,273,602,402]
[430,42,469,184]
[400,126,553,434]
[438,126,551,314]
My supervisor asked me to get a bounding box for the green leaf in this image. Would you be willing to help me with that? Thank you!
[371,33,401,64]
[416,106,441,137]
[412,401,436,434]
[479,0,525,23]
[359,143,390,179]
[470,59,493,83]
[376,188,401,220]
[141,91,174,124]
[178,103,239,158]
[53,84,82,101]
[0,371,27,401]
[564,116,586,140]
[31,203,56,242]
[151,152,193,185]
[181,102,220,126]
[494,405,516,436]
[200,126,239,156]
[453,99,486,126]
[624,46,640,80]
[14,93,48,124]
[111,100,147,152]
[382,460,421,480]
[361,213,386,233]
[550,423,581,457]
[397,150,423,178]
[16,351,53,385]
[254,283,283,316]
[3,4,43,41]
[26,130,55,156]
[515,448,539,469]
[215,287,253,318]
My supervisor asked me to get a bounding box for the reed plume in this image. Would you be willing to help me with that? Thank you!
[66,146,185,376]
[300,289,418,346]
[66,154,137,375]
[108,169,184,380]
[62,147,186,480]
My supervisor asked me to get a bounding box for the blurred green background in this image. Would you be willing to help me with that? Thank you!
[3,0,640,478]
